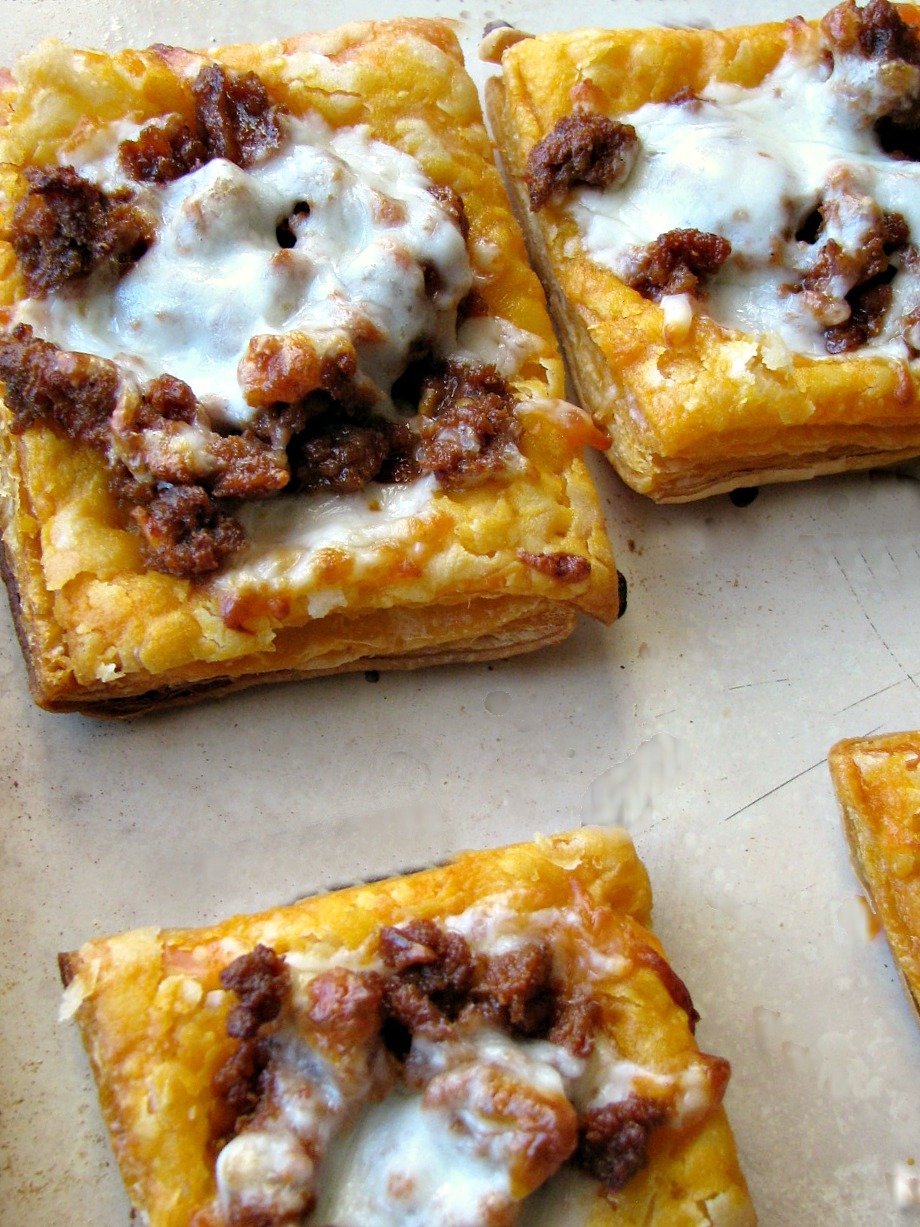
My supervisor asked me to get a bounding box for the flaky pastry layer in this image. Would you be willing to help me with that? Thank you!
[829,731,920,1023]
[487,11,920,502]
[60,826,755,1226]
[0,23,620,714]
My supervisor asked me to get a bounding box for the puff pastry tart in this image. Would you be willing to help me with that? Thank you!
[829,730,920,1023]
[486,0,920,501]
[0,22,620,715]
[59,827,755,1226]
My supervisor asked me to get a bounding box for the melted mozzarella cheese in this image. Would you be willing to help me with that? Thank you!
[312,1092,514,1227]
[445,898,630,980]
[18,113,473,427]
[216,1129,316,1222]
[314,1029,579,1227]
[218,476,438,593]
[406,1027,586,1095]
[454,315,546,377]
[571,44,920,357]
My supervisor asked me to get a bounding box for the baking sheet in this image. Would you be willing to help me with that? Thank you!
[0,0,919,1222]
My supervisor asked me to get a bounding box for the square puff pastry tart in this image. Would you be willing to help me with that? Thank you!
[59,826,756,1226]
[486,1,920,501]
[0,21,620,716]
[829,730,920,1023]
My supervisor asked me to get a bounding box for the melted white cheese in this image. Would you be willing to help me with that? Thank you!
[314,1028,579,1227]
[454,315,545,377]
[312,1092,514,1227]
[445,898,629,979]
[406,1027,586,1094]
[219,476,438,593]
[19,113,473,427]
[217,1130,316,1222]
[571,42,920,357]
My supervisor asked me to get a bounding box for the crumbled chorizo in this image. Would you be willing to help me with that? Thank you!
[133,483,246,577]
[211,946,290,1144]
[416,360,522,488]
[803,208,906,298]
[822,0,920,66]
[378,920,478,1046]
[801,240,868,327]
[304,968,386,1054]
[293,418,390,493]
[108,462,154,512]
[11,166,154,296]
[379,920,476,1009]
[220,944,291,1041]
[825,278,895,352]
[134,373,199,430]
[470,941,555,1037]
[382,979,454,1044]
[517,551,592,583]
[120,375,290,498]
[798,203,907,349]
[526,112,639,210]
[207,435,290,500]
[320,345,370,408]
[119,64,282,187]
[250,400,316,450]
[212,1033,274,1142]
[119,114,208,183]
[624,228,731,301]
[0,323,117,447]
[427,183,470,241]
[191,63,283,169]
[379,921,449,973]
[576,1094,669,1192]
[376,418,420,485]
[547,993,601,1057]
[858,206,908,266]
[634,947,700,1033]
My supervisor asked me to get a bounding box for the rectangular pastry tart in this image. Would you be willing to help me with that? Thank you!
[0,22,620,715]
[59,826,755,1226]
[486,0,920,501]
[829,730,920,1022]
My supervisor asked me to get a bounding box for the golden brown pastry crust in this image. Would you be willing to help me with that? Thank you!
[486,11,920,502]
[60,827,756,1226]
[829,731,920,1023]
[0,23,620,715]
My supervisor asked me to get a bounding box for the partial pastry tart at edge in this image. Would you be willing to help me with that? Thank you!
[486,0,920,501]
[829,731,920,1023]
[0,23,620,716]
[59,826,756,1226]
